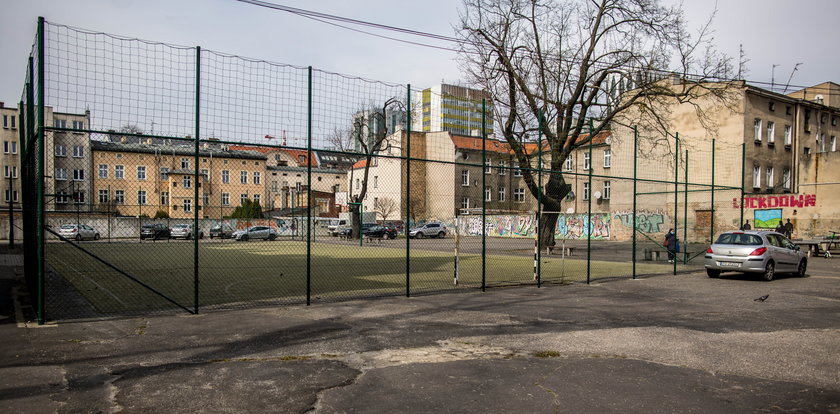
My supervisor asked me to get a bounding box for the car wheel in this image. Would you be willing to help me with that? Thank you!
[199,232,204,239]
[437,232,445,238]
[186,233,192,240]
[763,261,775,281]
[242,234,249,242]
[75,234,82,241]
[94,233,100,240]
[417,233,424,239]
[706,269,720,278]
[268,234,276,241]
[797,260,807,277]
[389,233,396,240]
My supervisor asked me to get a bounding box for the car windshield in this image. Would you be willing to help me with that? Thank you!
[715,233,763,245]
[60,225,76,229]
[174,224,189,229]
[142,225,155,229]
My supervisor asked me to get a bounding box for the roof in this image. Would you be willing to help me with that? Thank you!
[229,145,318,167]
[451,130,610,155]
[91,140,267,160]
[351,159,371,169]
[267,165,347,175]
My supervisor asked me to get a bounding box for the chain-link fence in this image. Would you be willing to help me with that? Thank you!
[19,19,755,323]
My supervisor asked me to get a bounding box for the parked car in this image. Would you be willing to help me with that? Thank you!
[58,224,99,241]
[232,226,278,241]
[704,230,807,281]
[363,225,398,240]
[140,224,171,240]
[209,224,235,239]
[171,224,204,240]
[409,222,447,239]
[340,223,378,238]
[328,219,348,237]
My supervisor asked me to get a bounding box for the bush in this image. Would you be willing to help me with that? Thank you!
[154,210,170,219]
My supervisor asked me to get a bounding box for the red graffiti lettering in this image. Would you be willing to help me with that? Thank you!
[805,194,816,207]
[757,197,767,208]
[779,196,789,207]
[732,198,740,208]
[768,196,778,207]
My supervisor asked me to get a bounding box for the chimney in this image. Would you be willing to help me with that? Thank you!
[0,102,4,108]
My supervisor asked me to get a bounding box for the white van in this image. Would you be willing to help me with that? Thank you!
[328,219,348,236]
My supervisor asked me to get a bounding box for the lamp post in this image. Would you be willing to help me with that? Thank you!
[8,175,14,248]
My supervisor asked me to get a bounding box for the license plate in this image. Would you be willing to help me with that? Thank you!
[718,261,740,267]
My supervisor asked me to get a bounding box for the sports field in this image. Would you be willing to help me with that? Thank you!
[45,240,675,314]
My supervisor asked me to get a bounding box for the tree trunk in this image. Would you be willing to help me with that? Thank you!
[539,211,559,250]
[350,203,361,239]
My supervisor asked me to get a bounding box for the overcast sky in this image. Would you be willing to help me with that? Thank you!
[1,0,836,106]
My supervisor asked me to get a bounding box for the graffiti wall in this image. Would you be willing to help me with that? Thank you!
[733,194,816,209]
[454,213,611,240]
[612,210,667,233]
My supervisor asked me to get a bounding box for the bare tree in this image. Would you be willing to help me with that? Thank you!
[326,126,355,152]
[458,0,735,247]
[374,197,398,222]
[348,98,405,237]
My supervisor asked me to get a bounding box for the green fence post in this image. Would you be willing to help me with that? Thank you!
[586,119,593,284]
[711,139,716,242]
[740,143,745,228]
[306,66,312,305]
[36,16,45,325]
[405,84,411,298]
[193,46,201,315]
[683,149,688,264]
[673,133,679,275]
[481,98,486,292]
[632,125,637,279]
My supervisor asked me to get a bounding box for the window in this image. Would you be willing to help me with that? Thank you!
[73,169,84,181]
[56,191,69,204]
[514,188,525,202]
[485,159,492,174]
[3,166,9,178]
[73,191,84,204]
[498,160,506,175]
[55,168,67,180]
[98,164,108,178]
[831,136,837,152]
[768,101,775,111]
[221,170,229,184]
[137,166,146,180]
[753,166,761,188]
[115,190,125,204]
[583,153,591,170]
[73,145,84,158]
[461,197,469,209]
[115,165,124,179]
[222,193,230,206]
[160,168,169,180]
[183,199,192,213]
[754,119,762,142]
[161,192,169,205]
[784,125,792,146]
[201,169,209,181]
[253,172,260,185]
[603,181,611,200]
[564,156,572,171]
[11,166,17,178]
[181,158,189,169]
[782,169,790,190]
[10,142,16,154]
[1,115,6,128]
[253,194,261,204]
[55,144,66,157]
[603,149,611,168]
[355,178,360,189]
[183,175,191,188]
[498,187,505,202]
[485,186,492,201]
[271,181,278,192]
[203,193,209,206]
[240,171,248,184]
[240,194,248,205]
[766,122,774,144]
[372,175,379,189]
[54,119,67,128]
[766,166,774,188]
[138,190,147,205]
[72,120,83,130]
[2,142,7,153]
[583,182,590,200]
[461,170,470,186]
[819,133,826,153]
[98,189,108,203]
[299,155,306,164]
[513,167,521,177]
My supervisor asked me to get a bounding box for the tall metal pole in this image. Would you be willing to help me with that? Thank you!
[306,66,313,305]
[632,126,637,279]
[673,133,679,275]
[193,46,201,314]
[740,143,745,228]
[711,139,716,243]
[481,98,486,292]
[536,109,542,287]
[405,85,411,297]
[586,119,593,284]
[36,16,46,324]
[683,150,688,264]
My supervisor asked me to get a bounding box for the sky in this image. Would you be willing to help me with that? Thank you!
[0,0,837,137]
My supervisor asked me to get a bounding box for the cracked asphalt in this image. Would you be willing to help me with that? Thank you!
[1,250,839,413]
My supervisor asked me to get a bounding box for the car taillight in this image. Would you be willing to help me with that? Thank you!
[706,247,713,254]
[749,247,767,256]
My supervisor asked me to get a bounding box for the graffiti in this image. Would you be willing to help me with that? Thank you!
[613,210,666,233]
[733,194,816,209]
[455,214,609,240]
[754,209,782,229]
[556,214,611,239]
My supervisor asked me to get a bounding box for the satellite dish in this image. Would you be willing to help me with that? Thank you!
[594,191,602,199]
[566,207,574,214]
[565,191,575,201]
[605,137,612,145]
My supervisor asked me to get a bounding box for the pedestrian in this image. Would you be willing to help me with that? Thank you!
[741,220,751,230]
[775,221,785,234]
[664,228,677,263]
[783,218,793,239]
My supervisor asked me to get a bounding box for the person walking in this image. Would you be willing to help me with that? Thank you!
[741,220,751,230]
[783,218,793,239]
[664,228,677,263]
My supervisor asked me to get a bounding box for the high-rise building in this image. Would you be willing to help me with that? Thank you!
[415,84,494,137]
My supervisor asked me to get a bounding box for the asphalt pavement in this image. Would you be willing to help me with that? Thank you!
[1,246,839,413]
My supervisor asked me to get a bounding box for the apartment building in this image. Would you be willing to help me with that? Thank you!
[415,84,494,137]
[45,108,92,213]
[0,102,20,207]
[90,141,267,219]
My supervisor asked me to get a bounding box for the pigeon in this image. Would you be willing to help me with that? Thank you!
[754,294,769,302]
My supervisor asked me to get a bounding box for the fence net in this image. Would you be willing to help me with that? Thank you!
[19,20,760,322]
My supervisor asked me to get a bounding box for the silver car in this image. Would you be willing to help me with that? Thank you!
[704,230,806,281]
[232,226,277,241]
[58,224,99,241]
[409,222,447,239]
[171,224,204,240]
